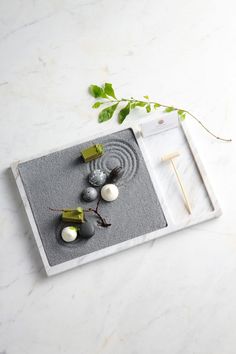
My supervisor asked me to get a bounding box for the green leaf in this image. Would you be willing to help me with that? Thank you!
[135,101,146,107]
[177,109,186,121]
[130,102,136,109]
[104,83,117,99]
[179,112,186,121]
[177,109,184,115]
[154,103,160,109]
[118,102,131,124]
[143,95,149,99]
[92,101,103,109]
[98,103,119,123]
[146,104,151,113]
[164,106,175,113]
[89,85,105,98]
[130,101,145,108]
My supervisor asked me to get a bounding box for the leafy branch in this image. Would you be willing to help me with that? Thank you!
[89,83,231,142]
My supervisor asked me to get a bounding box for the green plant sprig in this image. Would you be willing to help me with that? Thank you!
[89,83,231,142]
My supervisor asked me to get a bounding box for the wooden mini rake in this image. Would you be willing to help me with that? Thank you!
[161,151,192,214]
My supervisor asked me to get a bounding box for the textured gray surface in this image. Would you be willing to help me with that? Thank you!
[18,128,167,266]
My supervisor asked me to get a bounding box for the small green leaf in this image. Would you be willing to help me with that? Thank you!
[177,109,184,115]
[179,112,186,121]
[89,85,105,98]
[164,106,175,113]
[104,83,117,99]
[177,109,186,121]
[146,104,151,113]
[135,101,146,107]
[143,95,149,99]
[130,102,136,109]
[118,102,131,124]
[98,103,119,123]
[154,103,160,109]
[92,101,103,109]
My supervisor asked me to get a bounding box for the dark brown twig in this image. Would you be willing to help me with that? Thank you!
[95,198,101,212]
[50,199,111,228]
[84,197,111,227]
[49,207,66,212]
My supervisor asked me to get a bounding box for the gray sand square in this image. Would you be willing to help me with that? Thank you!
[18,128,167,266]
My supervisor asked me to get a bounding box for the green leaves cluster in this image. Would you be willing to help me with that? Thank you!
[88,82,232,142]
[89,83,116,99]
[89,83,187,124]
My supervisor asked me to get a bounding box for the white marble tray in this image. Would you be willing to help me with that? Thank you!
[11,113,221,276]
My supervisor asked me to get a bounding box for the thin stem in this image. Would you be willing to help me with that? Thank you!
[49,205,111,227]
[49,207,66,212]
[84,208,111,227]
[102,98,231,142]
[95,198,101,212]
[182,110,231,141]
[84,197,111,227]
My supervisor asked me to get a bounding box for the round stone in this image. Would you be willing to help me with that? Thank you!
[101,184,119,202]
[61,226,77,243]
[82,187,98,202]
[79,220,95,238]
[88,169,106,186]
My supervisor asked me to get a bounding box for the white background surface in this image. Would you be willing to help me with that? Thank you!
[0,1,236,353]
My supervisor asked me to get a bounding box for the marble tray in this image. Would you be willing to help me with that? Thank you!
[11,113,221,276]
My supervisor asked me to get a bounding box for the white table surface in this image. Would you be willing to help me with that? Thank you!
[0,1,236,353]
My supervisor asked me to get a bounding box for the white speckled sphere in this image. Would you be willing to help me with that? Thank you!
[101,184,119,202]
[61,226,77,242]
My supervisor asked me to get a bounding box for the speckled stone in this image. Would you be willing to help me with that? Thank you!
[88,169,106,186]
[82,187,98,202]
[79,220,95,238]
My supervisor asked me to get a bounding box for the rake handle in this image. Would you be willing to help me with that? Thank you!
[170,160,192,214]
